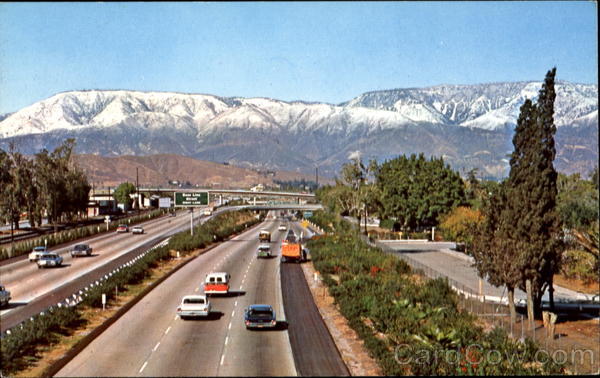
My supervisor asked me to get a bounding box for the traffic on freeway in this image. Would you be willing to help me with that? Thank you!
[56,217,297,377]
[0,209,204,327]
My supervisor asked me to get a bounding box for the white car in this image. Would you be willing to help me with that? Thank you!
[177,295,211,319]
[132,225,144,234]
[37,253,63,268]
[0,285,11,307]
[29,246,48,262]
[278,224,287,232]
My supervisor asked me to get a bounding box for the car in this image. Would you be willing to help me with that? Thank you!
[257,243,271,258]
[71,244,92,257]
[169,212,176,217]
[132,225,144,234]
[177,295,212,319]
[203,208,212,216]
[204,272,230,295]
[37,253,63,268]
[284,229,297,244]
[244,304,277,329]
[116,224,129,233]
[259,230,271,243]
[278,224,287,232]
[29,246,48,262]
[0,285,11,307]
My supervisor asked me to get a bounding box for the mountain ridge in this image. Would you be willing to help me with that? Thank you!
[0,80,596,179]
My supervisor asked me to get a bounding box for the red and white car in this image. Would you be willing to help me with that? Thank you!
[116,224,129,233]
[204,272,230,295]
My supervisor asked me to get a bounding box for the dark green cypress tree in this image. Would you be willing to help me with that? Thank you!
[506,68,563,321]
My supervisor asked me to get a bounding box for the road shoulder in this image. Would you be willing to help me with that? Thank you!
[301,260,383,376]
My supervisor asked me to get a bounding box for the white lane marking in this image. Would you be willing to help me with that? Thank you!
[153,342,161,352]
[165,326,171,335]
[220,354,225,366]
[234,300,238,307]
[228,322,232,330]
[231,310,235,317]
[240,285,243,290]
[225,336,229,345]
[139,361,148,373]
[174,315,178,320]
[195,287,199,292]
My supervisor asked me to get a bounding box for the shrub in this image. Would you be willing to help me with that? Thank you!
[439,206,483,247]
[307,215,564,375]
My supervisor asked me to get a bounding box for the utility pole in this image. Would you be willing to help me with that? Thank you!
[190,208,194,236]
[136,167,140,216]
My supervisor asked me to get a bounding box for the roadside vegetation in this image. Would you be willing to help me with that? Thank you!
[307,212,564,375]
[0,139,90,233]
[0,209,262,376]
[315,68,598,324]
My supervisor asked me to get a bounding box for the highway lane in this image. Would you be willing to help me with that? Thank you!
[0,211,202,317]
[56,217,296,377]
[281,222,350,377]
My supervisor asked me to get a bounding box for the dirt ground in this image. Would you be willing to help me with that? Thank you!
[554,274,599,295]
[301,260,383,376]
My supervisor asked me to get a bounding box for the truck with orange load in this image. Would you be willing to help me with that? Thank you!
[280,243,307,263]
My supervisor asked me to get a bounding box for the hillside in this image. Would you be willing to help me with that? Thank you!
[74,154,326,188]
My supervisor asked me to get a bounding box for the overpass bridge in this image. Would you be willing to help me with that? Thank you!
[88,188,317,213]
[91,188,315,200]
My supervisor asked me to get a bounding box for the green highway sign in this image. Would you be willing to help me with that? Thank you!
[174,192,209,207]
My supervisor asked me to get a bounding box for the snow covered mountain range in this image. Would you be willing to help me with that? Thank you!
[0,81,597,178]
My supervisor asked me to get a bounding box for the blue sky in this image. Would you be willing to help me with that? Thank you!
[0,1,597,114]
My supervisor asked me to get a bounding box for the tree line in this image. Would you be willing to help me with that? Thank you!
[316,68,594,324]
[0,139,91,233]
[317,153,466,234]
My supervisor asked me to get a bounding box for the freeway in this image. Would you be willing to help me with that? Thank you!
[56,219,297,377]
[0,210,204,329]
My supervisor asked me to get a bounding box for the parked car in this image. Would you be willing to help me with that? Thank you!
[244,304,277,329]
[132,225,144,234]
[29,246,48,262]
[37,253,63,268]
[116,224,129,233]
[71,244,92,258]
[177,295,211,319]
[0,285,11,307]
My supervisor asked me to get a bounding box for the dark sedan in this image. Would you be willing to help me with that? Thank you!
[244,304,277,329]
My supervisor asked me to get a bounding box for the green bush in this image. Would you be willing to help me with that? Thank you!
[307,216,565,375]
[0,306,82,374]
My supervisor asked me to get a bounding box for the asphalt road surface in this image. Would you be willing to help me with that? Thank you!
[281,261,350,376]
[56,219,297,377]
[0,210,204,330]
